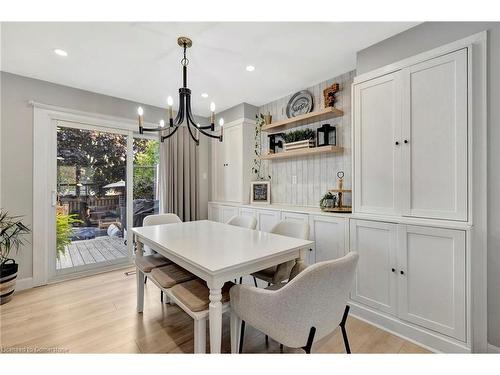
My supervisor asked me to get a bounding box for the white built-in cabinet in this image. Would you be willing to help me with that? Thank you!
[350,219,466,341]
[208,203,346,265]
[354,48,468,221]
[351,45,473,351]
[211,119,254,204]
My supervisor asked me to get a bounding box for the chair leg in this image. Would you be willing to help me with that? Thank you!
[144,275,147,284]
[340,305,351,354]
[253,277,258,287]
[160,290,163,302]
[265,335,269,346]
[239,320,246,354]
[301,327,316,354]
[194,318,207,354]
[230,312,242,353]
[280,343,284,353]
[239,277,243,284]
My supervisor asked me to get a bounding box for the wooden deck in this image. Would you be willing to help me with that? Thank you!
[56,236,129,270]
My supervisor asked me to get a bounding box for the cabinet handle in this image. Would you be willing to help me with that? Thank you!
[404,139,409,144]
[395,141,399,145]
[391,268,396,273]
[400,270,405,275]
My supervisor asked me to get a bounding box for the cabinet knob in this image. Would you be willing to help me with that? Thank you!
[395,141,399,145]
[404,139,409,144]
[400,270,405,275]
[391,268,396,273]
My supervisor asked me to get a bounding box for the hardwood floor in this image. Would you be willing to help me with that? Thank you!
[0,268,430,354]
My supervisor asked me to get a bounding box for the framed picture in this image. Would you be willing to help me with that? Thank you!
[250,181,270,205]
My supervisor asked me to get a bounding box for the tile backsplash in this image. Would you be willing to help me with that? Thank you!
[258,70,354,207]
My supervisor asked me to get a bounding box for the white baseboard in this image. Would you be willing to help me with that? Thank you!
[349,300,471,353]
[15,277,33,291]
[488,343,500,353]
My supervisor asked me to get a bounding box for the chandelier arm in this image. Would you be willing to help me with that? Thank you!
[185,119,200,145]
[185,94,212,130]
[185,113,218,140]
[160,122,181,142]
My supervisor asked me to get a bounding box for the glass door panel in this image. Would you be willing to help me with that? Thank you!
[55,124,129,275]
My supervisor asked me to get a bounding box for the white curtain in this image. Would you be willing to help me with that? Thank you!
[159,127,199,222]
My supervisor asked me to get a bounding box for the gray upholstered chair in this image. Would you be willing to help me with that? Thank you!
[136,213,182,301]
[226,215,258,284]
[252,220,310,286]
[226,215,258,230]
[230,251,359,354]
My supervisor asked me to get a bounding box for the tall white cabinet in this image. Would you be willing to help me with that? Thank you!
[354,48,468,221]
[351,46,472,352]
[211,119,254,204]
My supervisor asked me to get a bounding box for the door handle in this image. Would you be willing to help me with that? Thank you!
[51,191,57,207]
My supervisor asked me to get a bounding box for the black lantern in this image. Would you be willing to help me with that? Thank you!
[317,123,336,147]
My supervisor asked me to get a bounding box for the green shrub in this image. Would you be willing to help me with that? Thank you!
[56,213,82,258]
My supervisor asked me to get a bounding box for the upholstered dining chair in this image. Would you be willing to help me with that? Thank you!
[252,220,309,287]
[136,213,182,301]
[226,215,258,283]
[226,215,258,230]
[230,251,359,354]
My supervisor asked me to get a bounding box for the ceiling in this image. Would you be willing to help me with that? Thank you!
[1,22,418,116]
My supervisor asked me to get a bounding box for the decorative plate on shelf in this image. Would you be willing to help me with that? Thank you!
[286,90,314,118]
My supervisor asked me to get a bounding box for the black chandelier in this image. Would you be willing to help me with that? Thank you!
[137,37,223,145]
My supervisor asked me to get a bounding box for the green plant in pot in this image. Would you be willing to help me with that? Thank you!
[319,192,337,211]
[282,128,316,144]
[0,210,30,305]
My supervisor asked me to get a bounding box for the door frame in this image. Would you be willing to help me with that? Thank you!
[32,101,159,285]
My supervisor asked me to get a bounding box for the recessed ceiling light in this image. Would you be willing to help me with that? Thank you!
[246,65,255,72]
[54,49,68,57]
[201,93,209,98]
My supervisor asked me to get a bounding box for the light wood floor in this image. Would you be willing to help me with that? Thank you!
[0,268,430,354]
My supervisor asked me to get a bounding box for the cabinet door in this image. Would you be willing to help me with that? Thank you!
[220,205,239,224]
[350,219,398,315]
[208,204,221,222]
[354,71,403,216]
[222,125,242,203]
[310,215,346,263]
[398,225,466,340]
[401,49,468,221]
[239,207,257,219]
[256,209,281,232]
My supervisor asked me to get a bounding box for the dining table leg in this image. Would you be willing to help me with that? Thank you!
[208,283,223,354]
[136,240,144,313]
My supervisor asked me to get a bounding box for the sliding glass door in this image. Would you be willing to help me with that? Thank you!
[54,121,132,276]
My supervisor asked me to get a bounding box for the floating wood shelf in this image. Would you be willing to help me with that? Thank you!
[321,207,352,213]
[329,189,352,193]
[262,107,344,132]
[260,145,343,160]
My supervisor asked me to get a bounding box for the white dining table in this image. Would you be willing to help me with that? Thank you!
[131,219,313,353]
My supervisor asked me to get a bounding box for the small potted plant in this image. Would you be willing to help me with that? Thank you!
[0,210,30,305]
[282,128,316,151]
[319,192,337,211]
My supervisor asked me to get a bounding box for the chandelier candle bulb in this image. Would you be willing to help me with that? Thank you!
[167,96,174,119]
[210,102,216,124]
[137,107,144,129]
[219,118,224,141]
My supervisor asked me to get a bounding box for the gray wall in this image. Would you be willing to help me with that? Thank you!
[215,102,259,124]
[258,71,354,206]
[0,72,209,280]
[356,22,500,348]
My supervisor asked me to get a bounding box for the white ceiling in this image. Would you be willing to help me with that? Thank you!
[1,22,418,116]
